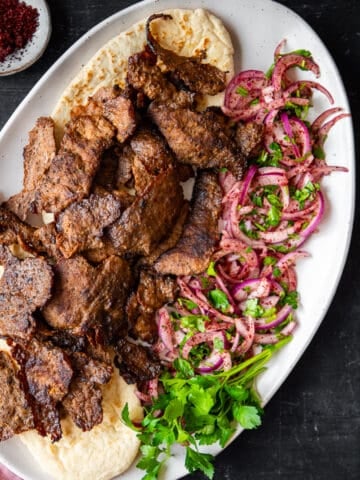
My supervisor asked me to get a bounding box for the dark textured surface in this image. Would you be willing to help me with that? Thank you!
[0,1,359,479]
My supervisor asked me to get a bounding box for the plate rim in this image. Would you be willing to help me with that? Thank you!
[0,0,356,479]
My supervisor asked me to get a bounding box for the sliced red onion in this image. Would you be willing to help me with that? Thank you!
[232,277,271,301]
[239,164,258,204]
[235,317,255,355]
[275,250,310,271]
[197,351,224,373]
[317,113,351,145]
[255,305,293,330]
[272,54,320,91]
[300,190,325,238]
[311,107,343,133]
[157,307,175,352]
[284,80,334,104]
[181,331,225,360]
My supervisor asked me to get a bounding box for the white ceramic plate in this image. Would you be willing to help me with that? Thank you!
[0,0,51,76]
[0,0,355,479]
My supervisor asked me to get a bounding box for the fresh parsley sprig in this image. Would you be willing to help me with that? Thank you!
[122,338,291,480]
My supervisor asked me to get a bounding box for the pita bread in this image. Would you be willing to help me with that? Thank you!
[52,8,234,139]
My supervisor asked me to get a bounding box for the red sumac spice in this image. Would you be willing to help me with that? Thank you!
[0,0,39,62]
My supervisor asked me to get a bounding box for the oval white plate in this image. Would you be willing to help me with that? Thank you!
[0,0,355,479]
[0,0,51,76]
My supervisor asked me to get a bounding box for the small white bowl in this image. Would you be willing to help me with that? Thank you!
[0,0,51,76]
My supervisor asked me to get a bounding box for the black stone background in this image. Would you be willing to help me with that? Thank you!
[0,1,359,479]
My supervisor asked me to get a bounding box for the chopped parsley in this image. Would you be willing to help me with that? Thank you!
[208,289,230,313]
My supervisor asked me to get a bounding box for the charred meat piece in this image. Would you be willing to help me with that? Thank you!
[56,193,123,258]
[32,223,62,260]
[234,121,264,158]
[108,167,184,256]
[16,337,73,405]
[137,270,178,312]
[36,116,116,214]
[138,201,189,267]
[128,269,178,343]
[30,399,62,441]
[147,14,227,95]
[23,117,57,191]
[155,171,222,276]
[35,153,91,214]
[130,128,174,193]
[116,144,135,187]
[62,379,103,431]
[71,86,136,144]
[127,48,193,107]
[149,104,245,178]
[0,206,35,247]
[5,117,56,221]
[70,352,112,385]
[0,351,34,441]
[115,338,161,384]
[103,95,137,143]
[43,255,132,342]
[0,246,53,339]
[92,148,120,191]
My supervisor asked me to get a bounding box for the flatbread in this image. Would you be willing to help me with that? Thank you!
[20,371,142,480]
[52,8,234,140]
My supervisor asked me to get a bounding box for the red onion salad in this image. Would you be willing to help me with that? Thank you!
[142,42,349,399]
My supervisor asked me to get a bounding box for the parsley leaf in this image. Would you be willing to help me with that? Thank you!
[208,289,230,312]
[178,297,198,311]
[185,447,215,479]
[207,261,217,277]
[232,404,262,429]
[236,86,249,96]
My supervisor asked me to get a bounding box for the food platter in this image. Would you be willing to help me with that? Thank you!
[0,0,355,479]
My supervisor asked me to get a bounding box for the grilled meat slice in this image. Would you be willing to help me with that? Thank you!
[16,338,73,405]
[0,206,35,247]
[139,201,189,267]
[32,223,61,260]
[127,48,193,107]
[70,352,112,384]
[115,338,161,384]
[130,128,174,193]
[0,246,53,339]
[235,121,264,158]
[92,148,119,191]
[5,117,56,221]
[62,379,103,431]
[146,14,227,95]
[23,117,57,191]
[155,171,222,276]
[116,144,135,187]
[43,255,132,342]
[31,399,62,441]
[35,153,91,214]
[0,351,34,441]
[149,103,245,178]
[128,269,178,343]
[108,166,184,256]
[56,193,123,258]
[103,95,137,143]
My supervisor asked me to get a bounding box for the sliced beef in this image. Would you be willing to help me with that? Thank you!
[70,352,112,384]
[146,14,227,95]
[56,193,123,258]
[5,117,56,221]
[31,399,62,441]
[115,338,161,384]
[107,167,184,256]
[155,171,222,276]
[149,103,245,178]
[130,128,173,193]
[0,246,53,339]
[138,201,189,267]
[32,223,61,260]
[36,116,116,214]
[127,48,193,107]
[235,121,264,158]
[0,206,35,247]
[19,337,73,405]
[0,351,34,441]
[116,144,135,187]
[128,269,178,343]
[43,255,132,342]
[103,95,137,143]
[92,148,119,191]
[62,379,103,431]
[23,117,57,191]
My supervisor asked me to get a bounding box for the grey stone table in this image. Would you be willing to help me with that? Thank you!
[0,1,359,479]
